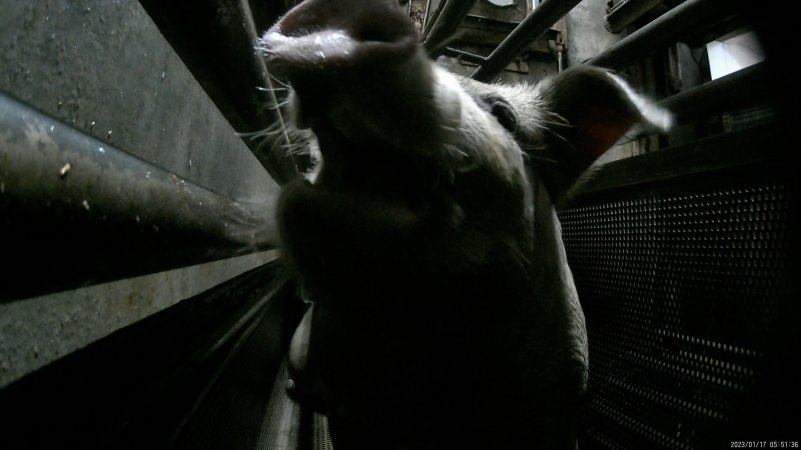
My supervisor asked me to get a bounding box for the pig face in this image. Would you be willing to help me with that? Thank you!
[259,1,668,448]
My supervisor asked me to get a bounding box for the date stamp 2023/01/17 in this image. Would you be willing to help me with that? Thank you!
[731,442,799,448]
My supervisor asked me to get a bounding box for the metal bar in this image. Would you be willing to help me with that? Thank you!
[0,264,302,449]
[168,274,292,445]
[587,0,738,69]
[570,125,786,199]
[442,46,489,65]
[604,0,665,34]
[0,93,278,301]
[658,62,770,124]
[471,0,582,82]
[422,0,445,39]
[422,0,479,58]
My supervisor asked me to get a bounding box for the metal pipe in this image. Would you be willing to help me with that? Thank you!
[423,0,479,58]
[555,31,565,72]
[0,93,278,301]
[422,0,446,40]
[587,0,738,69]
[658,62,770,124]
[571,125,784,197]
[442,46,489,65]
[604,0,665,34]
[557,48,563,72]
[471,0,582,82]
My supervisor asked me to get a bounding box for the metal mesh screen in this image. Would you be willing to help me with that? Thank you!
[312,413,335,450]
[560,181,792,449]
[169,281,299,450]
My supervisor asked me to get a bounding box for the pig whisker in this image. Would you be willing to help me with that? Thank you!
[256,85,288,93]
[264,100,291,111]
[443,143,469,159]
[264,71,293,89]
[525,154,559,165]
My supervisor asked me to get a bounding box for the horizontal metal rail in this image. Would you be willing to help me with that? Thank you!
[587,0,737,69]
[0,92,278,301]
[657,62,770,124]
[0,263,301,449]
[572,124,786,198]
[442,46,489,65]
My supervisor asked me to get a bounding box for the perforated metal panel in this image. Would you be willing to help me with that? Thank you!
[312,413,335,450]
[170,281,299,450]
[560,180,792,449]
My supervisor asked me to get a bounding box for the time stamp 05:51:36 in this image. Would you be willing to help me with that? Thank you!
[731,442,799,448]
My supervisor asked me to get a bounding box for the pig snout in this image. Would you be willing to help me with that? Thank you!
[260,0,418,77]
[259,0,441,157]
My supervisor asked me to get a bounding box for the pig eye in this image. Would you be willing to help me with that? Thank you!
[490,99,518,133]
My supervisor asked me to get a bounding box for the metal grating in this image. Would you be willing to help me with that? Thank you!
[169,276,300,450]
[560,181,792,449]
[256,362,302,450]
[312,413,335,450]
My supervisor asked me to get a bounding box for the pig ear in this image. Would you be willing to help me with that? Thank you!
[535,66,670,203]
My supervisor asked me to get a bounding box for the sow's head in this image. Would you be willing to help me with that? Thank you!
[259,0,670,212]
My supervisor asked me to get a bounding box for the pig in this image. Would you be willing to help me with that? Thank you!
[258,0,669,448]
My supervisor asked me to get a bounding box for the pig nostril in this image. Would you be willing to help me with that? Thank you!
[357,30,388,43]
[353,26,401,44]
[262,1,419,76]
[350,10,415,45]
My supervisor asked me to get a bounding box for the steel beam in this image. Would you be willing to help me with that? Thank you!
[471,0,582,82]
[423,0,479,58]
[587,0,737,69]
[658,62,770,124]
